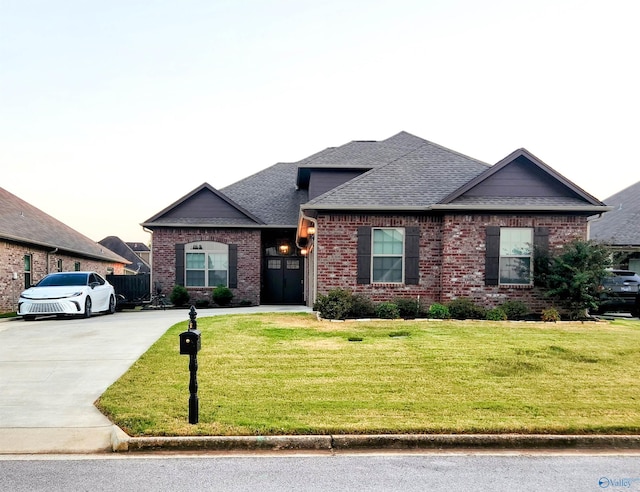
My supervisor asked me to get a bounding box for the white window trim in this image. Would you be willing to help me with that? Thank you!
[371,227,405,284]
[185,241,229,288]
[498,227,533,286]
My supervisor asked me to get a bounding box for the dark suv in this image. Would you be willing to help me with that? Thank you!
[593,269,640,316]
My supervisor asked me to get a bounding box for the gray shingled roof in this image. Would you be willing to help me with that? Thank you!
[0,187,129,263]
[590,181,640,245]
[303,137,490,209]
[297,131,427,169]
[222,162,308,225]
[99,236,150,273]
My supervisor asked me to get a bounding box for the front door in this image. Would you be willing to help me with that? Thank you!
[263,256,304,304]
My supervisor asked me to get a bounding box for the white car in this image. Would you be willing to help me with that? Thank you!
[18,271,116,320]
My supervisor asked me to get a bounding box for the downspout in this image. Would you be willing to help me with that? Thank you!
[47,248,58,274]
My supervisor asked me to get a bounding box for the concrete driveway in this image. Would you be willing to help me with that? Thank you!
[0,306,311,454]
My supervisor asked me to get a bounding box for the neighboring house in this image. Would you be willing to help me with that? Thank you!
[142,131,610,312]
[0,187,129,313]
[127,241,151,266]
[589,181,640,272]
[98,236,151,275]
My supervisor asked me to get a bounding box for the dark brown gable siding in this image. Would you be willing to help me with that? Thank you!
[308,169,366,201]
[465,157,573,198]
[162,189,251,220]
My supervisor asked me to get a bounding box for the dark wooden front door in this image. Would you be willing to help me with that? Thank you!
[263,256,304,304]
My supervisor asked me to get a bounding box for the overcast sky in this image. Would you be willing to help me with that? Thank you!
[2,0,638,245]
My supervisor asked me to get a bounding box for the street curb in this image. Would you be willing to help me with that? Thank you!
[114,432,640,453]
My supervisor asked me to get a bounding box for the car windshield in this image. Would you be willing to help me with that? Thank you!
[37,273,89,287]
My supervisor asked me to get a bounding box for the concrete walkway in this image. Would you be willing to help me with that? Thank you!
[0,306,311,454]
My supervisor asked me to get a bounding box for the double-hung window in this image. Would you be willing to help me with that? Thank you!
[499,228,533,285]
[185,241,229,287]
[372,228,404,283]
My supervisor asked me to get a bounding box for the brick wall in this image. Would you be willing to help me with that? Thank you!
[313,213,589,313]
[441,214,588,312]
[150,228,261,306]
[0,240,125,313]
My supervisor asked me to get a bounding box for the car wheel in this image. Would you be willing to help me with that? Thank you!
[84,297,92,318]
[108,295,116,315]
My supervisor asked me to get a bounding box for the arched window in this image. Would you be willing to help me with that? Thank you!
[185,241,229,287]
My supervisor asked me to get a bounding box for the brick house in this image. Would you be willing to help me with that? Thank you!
[142,132,609,312]
[0,187,129,313]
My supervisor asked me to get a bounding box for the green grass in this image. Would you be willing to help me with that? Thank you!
[96,313,640,437]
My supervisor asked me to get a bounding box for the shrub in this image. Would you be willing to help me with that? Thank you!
[169,285,190,307]
[349,294,376,318]
[194,299,210,308]
[375,302,400,319]
[542,307,561,322]
[448,298,486,320]
[314,288,353,320]
[239,299,252,307]
[486,307,507,321]
[393,297,420,318]
[427,303,450,319]
[500,300,530,320]
[212,285,234,306]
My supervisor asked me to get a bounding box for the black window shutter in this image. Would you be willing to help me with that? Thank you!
[357,227,371,284]
[533,227,549,286]
[175,243,185,286]
[533,227,549,253]
[485,226,500,286]
[228,244,238,288]
[404,227,420,285]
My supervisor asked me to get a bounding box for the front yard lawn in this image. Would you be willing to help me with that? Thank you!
[96,313,640,437]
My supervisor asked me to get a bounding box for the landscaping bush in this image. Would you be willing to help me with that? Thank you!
[349,294,376,318]
[486,307,507,321]
[314,288,353,320]
[212,285,234,306]
[500,300,530,320]
[542,307,560,322]
[375,302,400,319]
[448,298,486,320]
[393,297,420,318]
[427,303,450,319]
[169,285,190,307]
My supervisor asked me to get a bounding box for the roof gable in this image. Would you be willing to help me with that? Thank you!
[0,187,128,263]
[143,183,265,227]
[437,149,607,212]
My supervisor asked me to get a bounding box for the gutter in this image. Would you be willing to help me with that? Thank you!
[300,204,613,213]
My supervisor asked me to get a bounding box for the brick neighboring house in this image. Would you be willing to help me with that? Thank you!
[0,187,129,313]
[142,131,610,312]
[589,181,640,272]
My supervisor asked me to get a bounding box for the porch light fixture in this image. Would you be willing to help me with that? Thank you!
[307,226,316,235]
[279,243,290,254]
[300,248,308,255]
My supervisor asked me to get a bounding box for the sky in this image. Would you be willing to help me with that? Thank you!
[1,0,639,245]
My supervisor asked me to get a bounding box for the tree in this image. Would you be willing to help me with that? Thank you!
[535,239,612,319]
